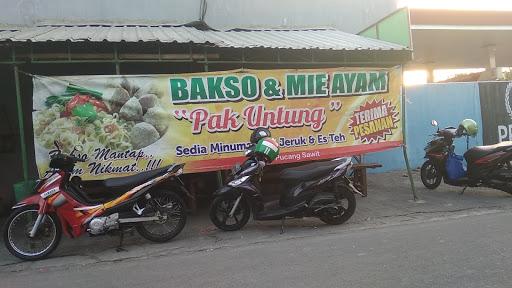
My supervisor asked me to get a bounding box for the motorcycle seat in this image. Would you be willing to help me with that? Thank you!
[464,141,512,164]
[101,165,172,189]
[280,159,348,181]
[66,182,117,206]
[75,165,174,202]
[80,165,172,191]
[67,165,177,206]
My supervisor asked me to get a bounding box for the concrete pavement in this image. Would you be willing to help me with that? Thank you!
[3,207,512,288]
[1,169,512,275]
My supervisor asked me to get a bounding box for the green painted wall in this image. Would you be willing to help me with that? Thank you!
[360,26,378,39]
[359,7,411,48]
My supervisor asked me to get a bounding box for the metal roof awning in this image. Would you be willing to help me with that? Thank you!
[0,24,411,194]
[0,24,408,51]
[408,9,512,69]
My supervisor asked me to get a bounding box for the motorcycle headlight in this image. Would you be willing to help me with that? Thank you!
[228,176,250,187]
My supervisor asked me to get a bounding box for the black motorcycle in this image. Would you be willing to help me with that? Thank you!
[209,144,358,232]
[421,120,512,194]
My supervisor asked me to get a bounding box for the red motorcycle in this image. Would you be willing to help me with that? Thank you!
[3,142,188,260]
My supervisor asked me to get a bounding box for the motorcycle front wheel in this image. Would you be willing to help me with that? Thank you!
[3,206,62,261]
[209,193,250,231]
[136,191,187,242]
[420,160,442,189]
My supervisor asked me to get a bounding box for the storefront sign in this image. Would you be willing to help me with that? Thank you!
[32,67,403,179]
[478,82,512,145]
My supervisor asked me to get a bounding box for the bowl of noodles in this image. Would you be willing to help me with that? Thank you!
[33,79,170,155]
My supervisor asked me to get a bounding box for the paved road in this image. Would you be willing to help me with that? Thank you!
[3,211,512,288]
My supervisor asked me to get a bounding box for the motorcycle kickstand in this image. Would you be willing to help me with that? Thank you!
[116,230,127,252]
[280,218,285,234]
[459,186,468,195]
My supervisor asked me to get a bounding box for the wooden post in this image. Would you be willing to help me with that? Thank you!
[14,64,29,189]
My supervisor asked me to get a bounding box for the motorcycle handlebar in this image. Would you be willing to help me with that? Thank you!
[71,156,86,163]
[433,128,461,138]
[50,142,86,162]
[51,154,86,163]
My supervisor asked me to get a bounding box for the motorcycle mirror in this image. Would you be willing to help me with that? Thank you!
[54,141,62,151]
[431,120,438,127]
[232,163,241,174]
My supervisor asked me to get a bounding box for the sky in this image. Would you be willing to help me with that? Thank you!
[398,0,512,10]
[403,69,487,86]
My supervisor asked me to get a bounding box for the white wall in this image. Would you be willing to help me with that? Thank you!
[2,0,398,33]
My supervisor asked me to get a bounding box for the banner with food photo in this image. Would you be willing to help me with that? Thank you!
[32,67,402,179]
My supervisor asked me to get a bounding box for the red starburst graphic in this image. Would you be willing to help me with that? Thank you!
[348,99,399,144]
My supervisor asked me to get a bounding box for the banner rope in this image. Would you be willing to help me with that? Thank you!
[17,71,87,88]
[17,70,35,77]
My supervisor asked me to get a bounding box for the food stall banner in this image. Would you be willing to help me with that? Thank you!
[32,67,403,179]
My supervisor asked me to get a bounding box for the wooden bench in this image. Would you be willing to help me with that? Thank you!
[351,163,382,197]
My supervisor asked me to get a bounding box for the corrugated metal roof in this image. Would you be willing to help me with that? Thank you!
[0,27,20,39]
[0,25,408,51]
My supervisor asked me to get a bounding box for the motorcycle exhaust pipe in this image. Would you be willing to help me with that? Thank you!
[487,179,512,193]
[118,216,162,223]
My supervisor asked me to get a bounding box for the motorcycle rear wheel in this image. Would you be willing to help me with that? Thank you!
[319,186,356,225]
[420,160,442,189]
[136,191,187,243]
[3,206,62,261]
[209,193,250,231]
